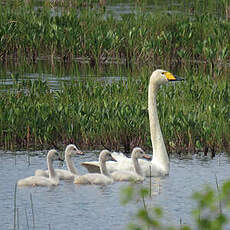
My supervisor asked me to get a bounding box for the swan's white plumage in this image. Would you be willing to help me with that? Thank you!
[111,171,143,182]
[74,173,113,185]
[111,147,146,182]
[81,69,183,177]
[17,175,58,187]
[17,149,59,187]
[35,144,83,180]
[74,150,113,185]
[111,152,128,161]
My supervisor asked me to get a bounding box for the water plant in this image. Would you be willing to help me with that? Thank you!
[0,68,229,153]
[1,1,230,71]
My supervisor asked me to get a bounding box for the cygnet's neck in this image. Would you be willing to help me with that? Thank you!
[148,78,169,172]
[65,154,79,175]
[132,155,142,176]
[47,155,57,180]
[99,160,110,177]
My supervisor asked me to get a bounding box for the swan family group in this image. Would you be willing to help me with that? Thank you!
[17,144,149,186]
[17,70,183,187]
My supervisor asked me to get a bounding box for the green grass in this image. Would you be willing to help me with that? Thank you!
[0,68,229,153]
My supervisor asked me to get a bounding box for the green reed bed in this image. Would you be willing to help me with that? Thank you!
[0,70,229,153]
[1,2,230,70]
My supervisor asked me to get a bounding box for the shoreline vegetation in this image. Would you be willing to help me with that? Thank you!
[0,1,230,154]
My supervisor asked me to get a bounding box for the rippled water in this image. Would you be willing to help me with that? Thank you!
[0,150,230,230]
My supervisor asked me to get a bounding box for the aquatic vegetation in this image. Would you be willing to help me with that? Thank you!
[1,1,230,71]
[0,69,229,153]
[0,1,229,153]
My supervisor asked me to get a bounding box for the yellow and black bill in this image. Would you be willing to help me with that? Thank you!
[164,72,184,81]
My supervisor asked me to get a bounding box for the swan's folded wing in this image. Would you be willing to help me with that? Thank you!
[81,160,123,173]
[111,152,128,162]
[17,176,56,186]
[74,173,113,185]
[55,169,75,180]
[111,170,144,182]
[81,161,101,173]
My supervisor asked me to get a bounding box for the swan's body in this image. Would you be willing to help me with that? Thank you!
[35,144,83,180]
[111,147,148,182]
[17,149,59,187]
[74,150,113,185]
[81,70,183,177]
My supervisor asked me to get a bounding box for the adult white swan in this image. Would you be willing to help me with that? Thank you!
[81,69,183,177]
[111,147,150,182]
[74,150,113,185]
[17,149,60,187]
[35,144,83,180]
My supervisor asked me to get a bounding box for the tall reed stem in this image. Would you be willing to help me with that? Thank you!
[30,193,35,229]
[14,183,17,230]
[25,208,30,230]
[17,207,19,230]
[215,173,222,214]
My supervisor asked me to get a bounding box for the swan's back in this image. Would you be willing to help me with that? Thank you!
[111,170,144,182]
[55,169,75,180]
[74,173,113,185]
[35,169,49,177]
[35,169,75,180]
[17,175,58,187]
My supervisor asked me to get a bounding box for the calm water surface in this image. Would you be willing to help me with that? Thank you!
[0,60,129,92]
[0,150,230,230]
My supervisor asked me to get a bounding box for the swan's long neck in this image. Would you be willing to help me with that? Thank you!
[66,154,79,175]
[47,156,57,180]
[148,79,169,172]
[100,160,110,177]
[132,157,142,176]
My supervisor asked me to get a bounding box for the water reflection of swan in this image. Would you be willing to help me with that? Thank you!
[17,149,60,187]
[74,150,113,185]
[35,144,83,180]
[111,147,149,182]
[81,70,183,177]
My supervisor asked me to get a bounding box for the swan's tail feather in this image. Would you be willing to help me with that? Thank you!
[81,162,101,173]
[17,179,26,186]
